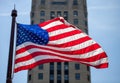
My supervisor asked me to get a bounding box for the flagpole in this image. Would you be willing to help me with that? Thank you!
[6,7,17,83]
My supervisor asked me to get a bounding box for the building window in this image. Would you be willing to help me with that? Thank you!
[64,74,69,80]
[64,63,69,76]
[38,73,43,80]
[87,66,90,71]
[73,11,78,16]
[50,62,54,75]
[38,64,43,69]
[64,74,69,83]
[64,11,68,20]
[31,20,34,24]
[85,20,88,26]
[50,80,54,83]
[85,28,88,34]
[64,11,68,17]
[50,74,54,80]
[57,74,61,80]
[51,1,67,5]
[75,73,80,80]
[64,62,69,83]
[57,74,61,83]
[65,70,68,75]
[40,11,45,16]
[50,62,54,70]
[57,62,61,70]
[57,11,62,17]
[28,74,31,81]
[50,63,54,83]
[40,0,45,5]
[50,11,55,19]
[65,80,69,83]
[73,0,78,5]
[64,62,69,70]
[84,12,87,18]
[75,63,80,70]
[40,19,45,23]
[31,12,34,18]
[50,70,54,75]
[57,62,61,83]
[74,19,78,25]
[87,75,90,81]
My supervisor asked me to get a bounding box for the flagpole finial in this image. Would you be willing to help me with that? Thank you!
[14,4,16,10]
[11,4,17,17]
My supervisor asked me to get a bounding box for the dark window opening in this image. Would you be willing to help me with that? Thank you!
[50,62,54,70]
[57,11,62,17]
[51,1,67,5]
[50,74,54,80]
[87,66,90,71]
[57,74,61,80]
[74,19,78,25]
[41,0,45,5]
[75,73,80,80]
[73,0,78,5]
[64,62,69,70]
[31,12,34,18]
[73,11,78,16]
[38,73,43,80]
[31,20,34,24]
[40,11,45,16]
[28,74,31,81]
[40,19,45,23]
[50,11,55,19]
[38,64,43,69]
[64,74,69,80]
[87,75,90,81]
[75,63,80,70]
[57,62,61,70]
[85,20,88,26]
[64,11,68,20]
[50,80,54,83]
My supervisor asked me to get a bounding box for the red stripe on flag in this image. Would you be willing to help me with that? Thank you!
[15,50,107,64]
[39,17,62,27]
[48,36,91,47]
[94,63,109,69]
[46,24,69,32]
[14,59,69,73]
[16,43,101,56]
[49,29,82,41]
[15,57,108,73]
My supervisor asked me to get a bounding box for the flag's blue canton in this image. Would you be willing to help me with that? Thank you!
[16,24,49,46]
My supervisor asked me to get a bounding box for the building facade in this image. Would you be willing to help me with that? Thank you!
[28,0,91,83]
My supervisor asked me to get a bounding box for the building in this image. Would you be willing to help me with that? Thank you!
[28,0,91,83]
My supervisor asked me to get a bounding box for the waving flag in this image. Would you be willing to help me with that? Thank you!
[15,17,108,73]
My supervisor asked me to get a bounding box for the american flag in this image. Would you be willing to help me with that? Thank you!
[15,17,108,73]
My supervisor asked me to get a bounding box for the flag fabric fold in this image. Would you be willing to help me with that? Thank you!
[15,17,108,73]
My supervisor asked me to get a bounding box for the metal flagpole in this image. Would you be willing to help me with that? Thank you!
[6,7,17,83]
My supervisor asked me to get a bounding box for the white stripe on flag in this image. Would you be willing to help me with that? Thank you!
[16,43,103,60]
[42,21,63,30]
[15,55,71,69]
[48,33,88,44]
[81,58,108,66]
[17,40,96,54]
[49,27,76,37]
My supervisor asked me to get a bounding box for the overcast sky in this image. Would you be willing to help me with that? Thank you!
[0,0,120,83]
